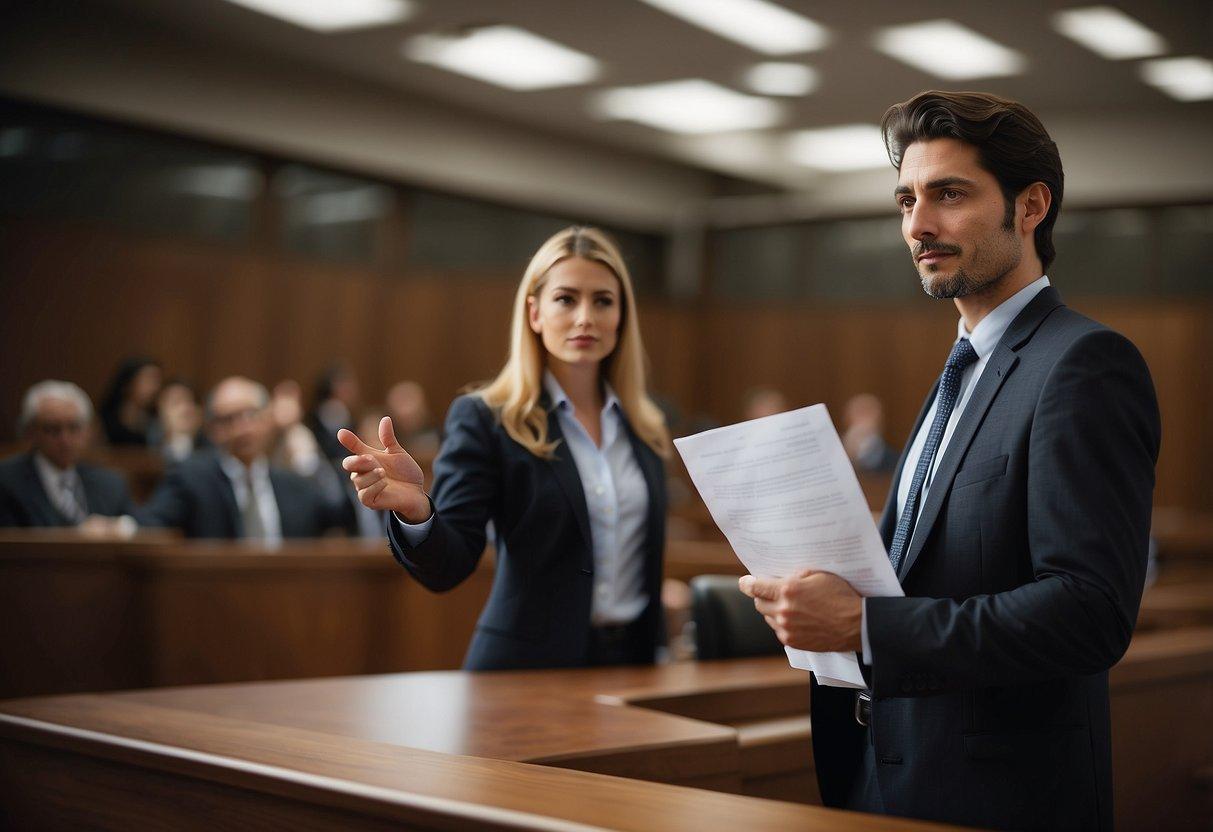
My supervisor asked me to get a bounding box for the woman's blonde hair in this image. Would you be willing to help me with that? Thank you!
[474,226,670,459]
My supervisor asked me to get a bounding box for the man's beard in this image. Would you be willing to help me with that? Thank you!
[920,265,1001,299]
[916,231,1021,300]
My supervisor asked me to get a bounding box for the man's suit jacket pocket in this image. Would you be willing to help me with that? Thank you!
[952,454,1008,490]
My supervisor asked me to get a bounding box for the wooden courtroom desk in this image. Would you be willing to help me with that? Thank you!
[0,532,753,699]
[1152,509,1213,563]
[0,660,964,832]
[1136,582,1213,631]
[2,630,1210,830]
[0,532,492,699]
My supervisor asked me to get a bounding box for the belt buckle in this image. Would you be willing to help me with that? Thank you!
[854,691,872,727]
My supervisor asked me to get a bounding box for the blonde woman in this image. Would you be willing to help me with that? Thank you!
[339,226,670,670]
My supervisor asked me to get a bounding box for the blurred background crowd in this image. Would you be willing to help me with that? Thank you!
[0,359,898,540]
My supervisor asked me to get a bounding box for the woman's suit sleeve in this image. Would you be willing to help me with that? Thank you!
[386,395,501,592]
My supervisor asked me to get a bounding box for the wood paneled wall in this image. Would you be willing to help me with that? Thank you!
[0,220,516,427]
[687,296,1213,514]
[2,219,1209,512]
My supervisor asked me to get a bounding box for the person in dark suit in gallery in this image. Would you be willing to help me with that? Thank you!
[740,91,1160,831]
[340,226,671,670]
[97,357,163,447]
[136,376,350,539]
[0,380,136,529]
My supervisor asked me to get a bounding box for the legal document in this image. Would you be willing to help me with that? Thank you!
[673,404,903,688]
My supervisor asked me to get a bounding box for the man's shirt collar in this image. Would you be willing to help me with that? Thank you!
[956,275,1051,359]
[219,453,269,483]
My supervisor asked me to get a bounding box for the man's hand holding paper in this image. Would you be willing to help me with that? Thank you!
[739,570,863,653]
[673,404,902,688]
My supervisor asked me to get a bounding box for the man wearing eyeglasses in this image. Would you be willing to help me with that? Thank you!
[136,376,349,539]
[0,380,135,529]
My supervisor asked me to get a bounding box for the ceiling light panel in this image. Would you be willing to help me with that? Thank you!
[221,0,414,32]
[592,80,782,134]
[744,63,819,97]
[787,124,890,171]
[637,0,829,55]
[403,26,601,91]
[1052,6,1167,60]
[873,20,1026,80]
[1140,57,1213,101]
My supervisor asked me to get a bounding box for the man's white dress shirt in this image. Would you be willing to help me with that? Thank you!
[218,454,283,543]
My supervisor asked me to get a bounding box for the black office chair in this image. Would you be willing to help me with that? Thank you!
[690,574,785,660]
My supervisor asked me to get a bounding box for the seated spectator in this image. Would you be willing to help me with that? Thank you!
[0,380,135,528]
[269,379,325,478]
[148,378,205,463]
[385,380,439,457]
[841,392,898,473]
[308,364,360,462]
[271,379,362,536]
[98,357,162,446]
[741,386,789,421]
[136,376,351,539]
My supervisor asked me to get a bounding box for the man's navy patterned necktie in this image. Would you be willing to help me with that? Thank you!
[887,338,979,573]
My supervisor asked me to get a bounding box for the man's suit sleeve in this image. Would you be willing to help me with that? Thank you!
[318,477,355,535]
[0,485,20,526]
[102,469,137,517]
[865,329,1160,697]
[386,395,499,592]
[134,466,191,530]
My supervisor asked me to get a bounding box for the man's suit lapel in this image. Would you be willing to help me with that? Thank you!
[896,286,1065,582]
[544,408,593,565]
[268,470,292,538]
[20,454,69,527]
[896,346,1018,581]
[207,454,242,538]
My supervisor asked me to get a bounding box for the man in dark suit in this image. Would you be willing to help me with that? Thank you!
[741,91,1160,831]
[0,380,135,529]
[136,376,349,539]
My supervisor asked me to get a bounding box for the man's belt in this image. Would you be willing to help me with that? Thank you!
[854,690,872,726]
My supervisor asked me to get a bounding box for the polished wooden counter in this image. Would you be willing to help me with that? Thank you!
[0,658,961,832]
[2,630,1211,831]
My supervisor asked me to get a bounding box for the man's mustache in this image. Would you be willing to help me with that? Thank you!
[913,242,962,259]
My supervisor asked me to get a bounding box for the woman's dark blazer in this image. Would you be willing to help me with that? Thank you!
[386,393,667,671]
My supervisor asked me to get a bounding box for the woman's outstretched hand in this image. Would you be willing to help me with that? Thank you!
[338,416,432,523]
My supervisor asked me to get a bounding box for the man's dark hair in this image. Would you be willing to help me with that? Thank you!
[881,90,1064,271]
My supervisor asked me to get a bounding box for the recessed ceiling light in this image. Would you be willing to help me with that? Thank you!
[169,165,263,200]
[591,80,782,134]
[221,0,414,32]
[744,63,819,97]
[1140,56,1213,101]
[787,124,890,171]
[403,26,601,91]
[873,20,1026,79]
[637,0,829,55]
[1051,6,1167,60]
